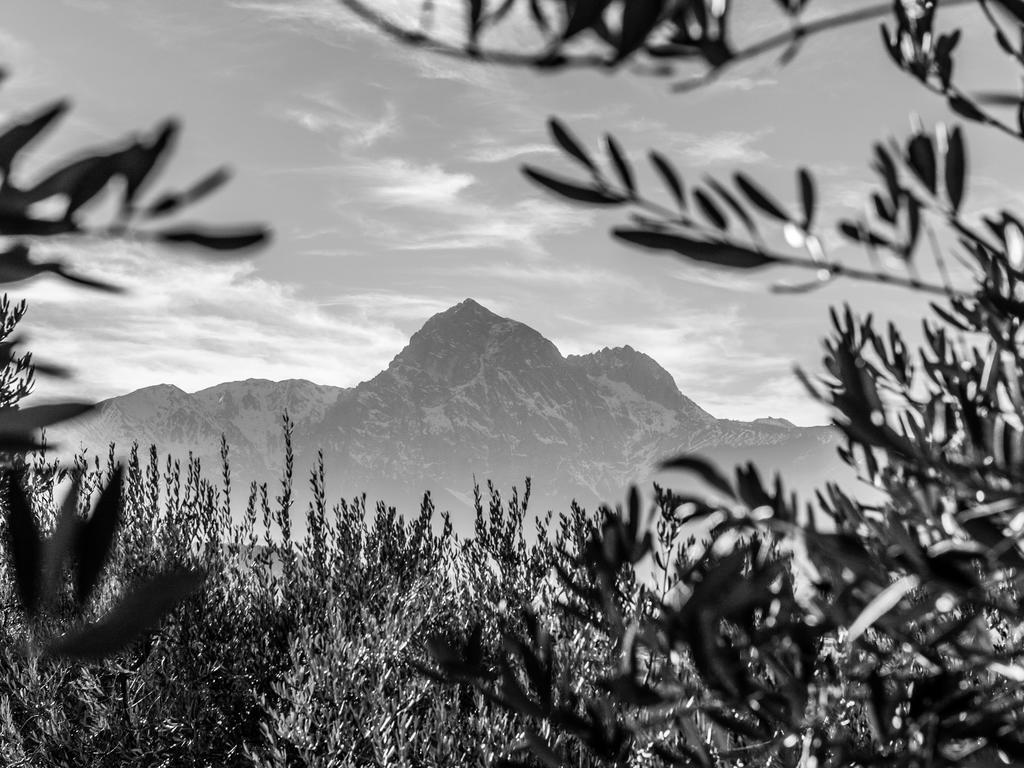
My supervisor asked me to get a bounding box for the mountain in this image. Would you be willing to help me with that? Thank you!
[47,299,849,530]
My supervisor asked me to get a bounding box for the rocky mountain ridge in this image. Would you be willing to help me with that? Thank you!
[49,299,847,527]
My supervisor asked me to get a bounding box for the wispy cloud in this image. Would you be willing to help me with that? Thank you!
[232,0,542,89]
[465,138,556,164]
[229,0,367,39]
[355,157,476,208]
[454,261,640,290]
[341,156,594,252]
[280,90,398,149]
[668,129,772,166]
[17,242,440,401]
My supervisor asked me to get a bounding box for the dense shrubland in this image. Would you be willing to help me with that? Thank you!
[0,428,722,766]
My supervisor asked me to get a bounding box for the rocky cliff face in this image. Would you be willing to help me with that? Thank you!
[49,299,847,527]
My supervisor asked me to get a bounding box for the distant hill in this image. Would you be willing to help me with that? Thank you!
[48,299,852,531]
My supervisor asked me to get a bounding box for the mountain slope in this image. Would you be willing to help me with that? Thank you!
[49,299,848,526]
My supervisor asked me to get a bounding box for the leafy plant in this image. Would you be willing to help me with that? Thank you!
[318,1,1024,766]
[0,64,270,664]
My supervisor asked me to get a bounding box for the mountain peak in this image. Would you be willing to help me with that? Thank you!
[449,297,491,314]
[753,417,796,428]
[387,299,562,385]
[567,346,712,420]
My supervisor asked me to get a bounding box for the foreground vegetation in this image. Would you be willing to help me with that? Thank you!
[0,430,719,766]
[10,2,1024,766]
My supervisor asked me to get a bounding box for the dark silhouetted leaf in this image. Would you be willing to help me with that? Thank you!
[563,0,614,41]
[0,434,50,452]
[43,473,82,606]
[0,214,76,237]
[838,220,891,247]
[948,95,985,122]
[613,229,776,268]
[523,167,626,204]
[734,172,790,221]
[0,401,93,432]
[3,472,41,616]
[906,133,937,193]
[693,188,727,230]
[704,176,756,234]
[157,226,270,251]
[549,118,597,174]
[74,465,123,605]
[143,167,231,218]
[467,0,484,48]
[993,0,1024,24]
[972,91,1022,106]
[46,568,206,660]
[650,151,686,211]
[118,119,179,211]
[28,153,117,218]
[0,101,69,177]
[617,0,666,61]
[798,167,816,230]
[605,134,635,196]
[657,454,735,499]
[873,143,900,205]
[945,125,965,214]
[0,243,121,292]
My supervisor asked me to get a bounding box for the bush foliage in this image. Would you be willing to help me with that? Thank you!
[11,1,1024,766]
[0,431,643,766]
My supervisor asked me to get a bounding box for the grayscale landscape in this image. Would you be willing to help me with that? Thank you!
[2,2,1022,766]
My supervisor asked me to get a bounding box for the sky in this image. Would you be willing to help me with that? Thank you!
[0,1,1020,425]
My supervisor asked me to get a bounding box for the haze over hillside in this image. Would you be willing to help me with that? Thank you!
[48,299,850,530]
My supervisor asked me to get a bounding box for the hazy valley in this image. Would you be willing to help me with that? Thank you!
[48,299,850,528]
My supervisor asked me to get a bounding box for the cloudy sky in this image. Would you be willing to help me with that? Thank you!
[0,1,1019,424]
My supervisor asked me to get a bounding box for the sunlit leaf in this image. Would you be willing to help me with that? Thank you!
[847,574,920,644]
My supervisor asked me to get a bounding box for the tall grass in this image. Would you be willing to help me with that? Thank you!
[0,420,718,766]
